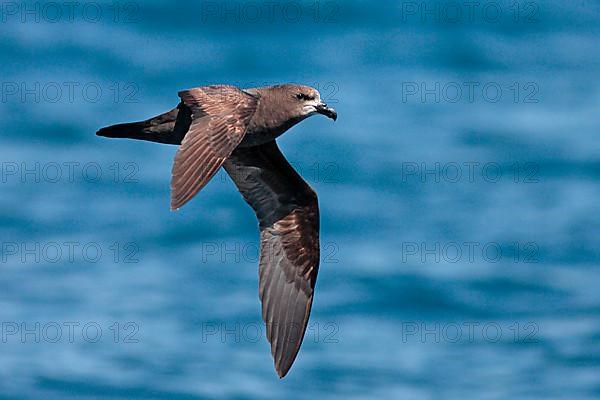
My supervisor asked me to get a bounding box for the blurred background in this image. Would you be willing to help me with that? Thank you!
[1,0,599,398]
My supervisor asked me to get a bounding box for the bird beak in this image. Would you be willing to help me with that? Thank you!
[315,102,337,121]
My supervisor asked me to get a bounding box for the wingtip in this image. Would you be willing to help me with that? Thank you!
[170,187,199,211]
[170,197,186,211]
[274,355,296,379]
[276,366,289,379]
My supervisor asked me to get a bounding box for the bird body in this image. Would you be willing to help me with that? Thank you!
[97,83,337,377]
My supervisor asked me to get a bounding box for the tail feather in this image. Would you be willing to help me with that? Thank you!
[96,103,191,145]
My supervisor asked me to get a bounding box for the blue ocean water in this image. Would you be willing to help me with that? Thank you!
[1,0,599,398]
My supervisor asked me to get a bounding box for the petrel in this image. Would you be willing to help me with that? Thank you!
[97,84,337,377]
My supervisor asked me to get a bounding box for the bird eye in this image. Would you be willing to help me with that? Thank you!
[295,93,316,101]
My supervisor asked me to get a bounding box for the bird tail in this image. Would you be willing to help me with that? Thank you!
[96,103,191,145]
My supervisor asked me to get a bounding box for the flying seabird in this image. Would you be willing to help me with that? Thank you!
[97,84,337,377]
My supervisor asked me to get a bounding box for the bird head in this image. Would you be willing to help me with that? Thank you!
[271,84,338,122]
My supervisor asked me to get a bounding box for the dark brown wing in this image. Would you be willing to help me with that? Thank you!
[223,141,320,378]
[171,85,258,210]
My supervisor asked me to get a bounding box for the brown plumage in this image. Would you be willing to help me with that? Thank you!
[96,84,337,377]
[224,142,320,376]
[171,86,259,210]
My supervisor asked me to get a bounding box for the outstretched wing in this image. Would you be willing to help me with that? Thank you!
[223,141,320,378]
[171,85,258,210]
